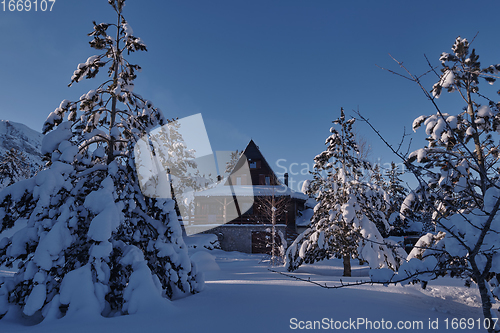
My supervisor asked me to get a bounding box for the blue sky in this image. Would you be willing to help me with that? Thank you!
[1,0,500,191]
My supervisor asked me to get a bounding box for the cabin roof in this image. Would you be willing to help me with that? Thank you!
[195,139,308,200]
[230,139,281,185]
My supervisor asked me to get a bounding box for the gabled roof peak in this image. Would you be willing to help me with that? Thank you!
[246,139,258,149]
[241,139,263,161]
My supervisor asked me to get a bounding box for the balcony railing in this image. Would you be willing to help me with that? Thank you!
[181,214,288,226]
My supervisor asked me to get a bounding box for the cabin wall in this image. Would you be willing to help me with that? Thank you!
[202,224,287,253]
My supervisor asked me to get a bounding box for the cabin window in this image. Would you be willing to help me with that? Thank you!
[265,176,270,185]
[250,160,261,169]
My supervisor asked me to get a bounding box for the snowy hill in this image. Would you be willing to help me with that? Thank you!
[0,120,44,188]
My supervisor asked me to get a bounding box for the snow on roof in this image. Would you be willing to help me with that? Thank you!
[194,184,308,200]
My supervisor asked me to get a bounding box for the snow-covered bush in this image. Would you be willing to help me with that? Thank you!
[0,0,202,321]
[286,109,399,276]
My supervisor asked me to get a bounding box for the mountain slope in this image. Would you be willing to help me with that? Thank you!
[0,120,44,189]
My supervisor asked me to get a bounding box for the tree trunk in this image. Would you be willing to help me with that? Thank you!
[467,86,487,196]
[343,253,351,277]
[107,12,122,165]
[470,256,497,333]
[271,196,276,266]
[476,275,496,333]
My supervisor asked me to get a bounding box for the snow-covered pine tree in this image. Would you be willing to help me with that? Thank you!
[364,163,391,237]
[285,109,397,276]
[371,37,500,332]
[144,120,211,221]
[0,0,202,321]
[370,163,385,188]
[223,150,240,179]
[384,162,410,235]
[0,148,32,189]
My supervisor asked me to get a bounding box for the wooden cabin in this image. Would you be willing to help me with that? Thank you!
[184,140,309,253]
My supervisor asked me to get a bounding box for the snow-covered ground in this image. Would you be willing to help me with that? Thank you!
[0,249,485,333]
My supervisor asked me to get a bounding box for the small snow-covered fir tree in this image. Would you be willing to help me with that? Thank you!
[384,162,410,234]
[370,163,385,188]
[0,148,32,189]
[285,109,397,276]
[0,0,202,320]
[223,150,240,179]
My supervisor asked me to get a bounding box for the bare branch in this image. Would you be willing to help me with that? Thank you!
[269,266,470,289]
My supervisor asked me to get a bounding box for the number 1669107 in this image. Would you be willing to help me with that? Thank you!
[2,0,55,12]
